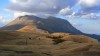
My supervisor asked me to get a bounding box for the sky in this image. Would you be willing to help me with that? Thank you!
[0,0,100,35]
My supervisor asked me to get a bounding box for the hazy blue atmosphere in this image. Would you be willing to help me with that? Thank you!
[0,0,100,35]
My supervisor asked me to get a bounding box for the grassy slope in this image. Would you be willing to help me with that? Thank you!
[0,31,100,56]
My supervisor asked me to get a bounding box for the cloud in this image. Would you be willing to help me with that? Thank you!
[0,15,3,19]
[0,10,14,27]
[59,7,72,15]
[13,12,54,18]
[13,12,37,18]
[75,0,100,18]
[66,13,100,19]
[80,13,96,19]
[10,0,28,3]
[0,15,4,23]
[78,0,100,12]
[0,14,12,23]
[7,0,78,15]
[64,0,100,19]
[7,0,100,20]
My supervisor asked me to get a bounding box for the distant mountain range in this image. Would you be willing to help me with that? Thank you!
[0,15,100,41]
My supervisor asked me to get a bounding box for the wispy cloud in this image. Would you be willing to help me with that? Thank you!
[0,13,13,27]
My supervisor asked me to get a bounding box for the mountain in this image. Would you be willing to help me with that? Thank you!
[0,15,82,34]
[0,15,100,56]
[0,15,100,41]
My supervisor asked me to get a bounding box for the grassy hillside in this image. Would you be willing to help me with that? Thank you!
[0,31,100,56]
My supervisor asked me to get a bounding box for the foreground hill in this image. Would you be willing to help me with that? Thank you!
[0,15,100,41]
[0,30,100,56]
[0,31,98,45]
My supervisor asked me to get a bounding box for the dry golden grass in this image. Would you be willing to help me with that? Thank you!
[0,30,51,45]
[50,33,98,43]
[0,31,100,56]
[89,42,100,51]
[61,51,100,56]
[17,25,48,34]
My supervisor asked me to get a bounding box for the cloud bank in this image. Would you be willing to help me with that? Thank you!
[8,0,78,17]
[74,0,100,19]
[7,0,100,19]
